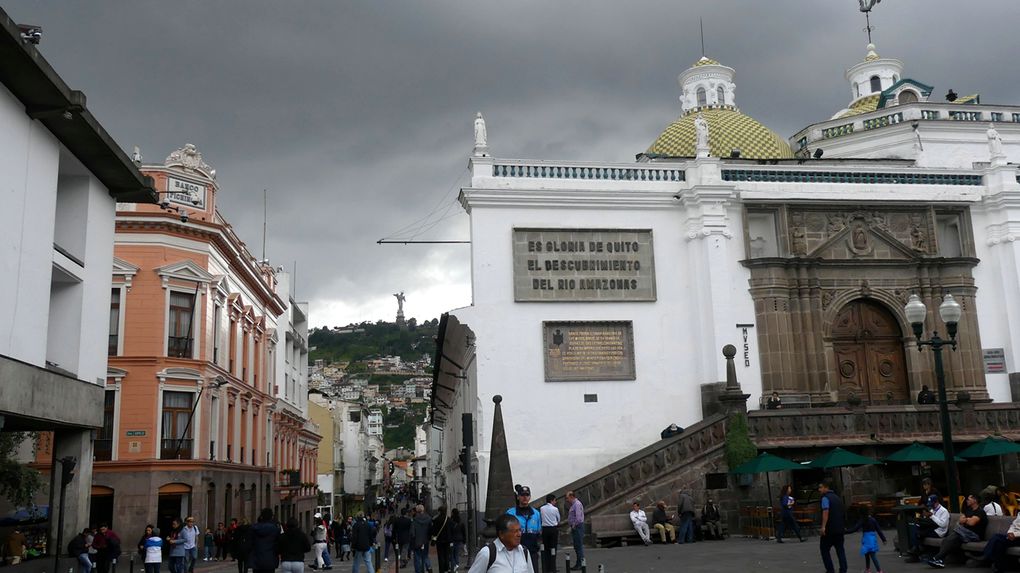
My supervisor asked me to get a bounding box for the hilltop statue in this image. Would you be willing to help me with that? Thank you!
[858,0,881,12]
[695,113,710,158]
[473,112,489,157]
[394,291,406,327]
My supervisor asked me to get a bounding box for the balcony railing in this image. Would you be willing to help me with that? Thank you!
[167,336,193,358]
[160,438,193,460]
[94,439,113,461]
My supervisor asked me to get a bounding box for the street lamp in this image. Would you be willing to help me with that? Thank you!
[904,293,962,512]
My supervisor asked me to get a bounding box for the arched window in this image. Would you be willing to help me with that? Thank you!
[716,86,725,105]
[697,87,707,107]
[898,90,918,104]
[870,75,882,93]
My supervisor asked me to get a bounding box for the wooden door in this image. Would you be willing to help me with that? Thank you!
[831,300,910,403]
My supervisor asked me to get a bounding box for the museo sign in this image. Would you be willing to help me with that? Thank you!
[512,228,656,302]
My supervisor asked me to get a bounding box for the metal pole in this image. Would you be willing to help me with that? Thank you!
[465,442,475,558]
[933,336,960,513]
[53,478,68,573]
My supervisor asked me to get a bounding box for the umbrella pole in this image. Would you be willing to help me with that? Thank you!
[767,472,774,540]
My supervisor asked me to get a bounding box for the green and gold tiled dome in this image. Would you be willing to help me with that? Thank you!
[646,107,794,159]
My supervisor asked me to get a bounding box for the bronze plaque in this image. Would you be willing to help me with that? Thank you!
[513,228,656,302]
[543,321,636,382]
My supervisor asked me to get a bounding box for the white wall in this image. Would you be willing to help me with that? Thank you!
[456,185,760,499]
[0,83,117,385]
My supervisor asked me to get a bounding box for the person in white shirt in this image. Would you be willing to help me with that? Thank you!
[467,515,533,573]
[982,490,1004,516]
[907,495,950,561]
[628,502,652,546]
[539,495,560,573]
[181,517,201,573]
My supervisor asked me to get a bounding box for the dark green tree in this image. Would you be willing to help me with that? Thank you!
[0,433,43,507]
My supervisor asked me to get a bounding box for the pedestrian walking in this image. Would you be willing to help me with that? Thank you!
[350,513,375,573]
[845,505,886,573]
[311,517,330,570]
[450,509,467,572]
[137,525,154,562]
[433,507,452,573]
[776,485,804,543]
[466,514,532,573]
[382,515,394,563]
[312,513,332,570]
[214,522,228,561]
[394,508,412,568]
[338,518,352,562]
[565,491,584,570]
[231,519,252,573]
[143,528,163,573]
[676,490,696,544]
[279,517,311,573]
[204,528,215,561]
[249,508,281,573]
[411,505,433,573]
[181,517,201,573]
[818,480,848,573]
[166,518,187,573]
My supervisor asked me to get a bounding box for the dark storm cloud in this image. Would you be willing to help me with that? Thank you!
[8,1,1019,326]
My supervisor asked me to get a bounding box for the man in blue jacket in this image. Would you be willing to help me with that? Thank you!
[506,485,542,566]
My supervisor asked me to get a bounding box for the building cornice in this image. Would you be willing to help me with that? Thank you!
[115,213,285,315]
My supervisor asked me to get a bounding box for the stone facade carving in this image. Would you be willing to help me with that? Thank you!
[165,143,213,176]
[748,205,985,405]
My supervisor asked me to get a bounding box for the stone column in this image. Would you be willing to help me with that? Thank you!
[49,429,95,555]
[482,395,514,537]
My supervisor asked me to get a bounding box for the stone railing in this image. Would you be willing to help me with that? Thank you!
[491,161,685,182]
[721,168,982,186]
[792,102,1020,148]
[540,412,728,515]
[747,403,1020,448]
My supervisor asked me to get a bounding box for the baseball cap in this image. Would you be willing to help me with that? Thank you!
[925,494,939,508]
[515,485,531,497]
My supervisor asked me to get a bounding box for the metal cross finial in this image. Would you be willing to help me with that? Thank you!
[859,0,881,43]
[700,17,705,57]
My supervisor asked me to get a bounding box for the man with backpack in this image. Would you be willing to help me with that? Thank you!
[466,514,533,573]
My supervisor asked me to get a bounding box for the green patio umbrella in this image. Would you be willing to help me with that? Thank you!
[884,441,963,463]
[807,447,882,469]
[958,436,1020,458]
[958,436,1020,485]
[731,452,804,508]
[807,447,881,494]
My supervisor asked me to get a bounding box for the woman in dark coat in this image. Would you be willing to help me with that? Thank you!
[248,509,280,573]
[230,519,252,573]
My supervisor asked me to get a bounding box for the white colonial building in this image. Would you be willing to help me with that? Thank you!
[432,42,1020,513]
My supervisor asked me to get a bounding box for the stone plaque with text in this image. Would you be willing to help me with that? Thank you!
[543,321,636,381]
[513,228,656,302]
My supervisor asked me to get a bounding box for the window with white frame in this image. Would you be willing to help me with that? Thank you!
[168,291,196,358]
[109,287,121,357]
[161,391,194,459]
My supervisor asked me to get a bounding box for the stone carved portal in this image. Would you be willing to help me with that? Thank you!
[830,300,910,403]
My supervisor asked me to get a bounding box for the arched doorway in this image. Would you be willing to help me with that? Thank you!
[831,299,910,403]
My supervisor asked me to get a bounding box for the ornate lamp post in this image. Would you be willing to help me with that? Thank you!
[904,293,963,512]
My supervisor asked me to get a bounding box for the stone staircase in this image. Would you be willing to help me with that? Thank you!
[539,412,731,516]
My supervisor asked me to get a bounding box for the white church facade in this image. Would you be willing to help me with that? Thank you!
[430,43,1020,510]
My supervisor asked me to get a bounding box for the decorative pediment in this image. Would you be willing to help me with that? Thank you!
[156,367,204,382]
[156,259,214,289]
[809,216,920,261]
[107,367,129,383]
[112,257,139,290]
[788,208,934,261]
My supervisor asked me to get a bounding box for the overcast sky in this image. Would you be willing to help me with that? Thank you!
[8,1,1020,328]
